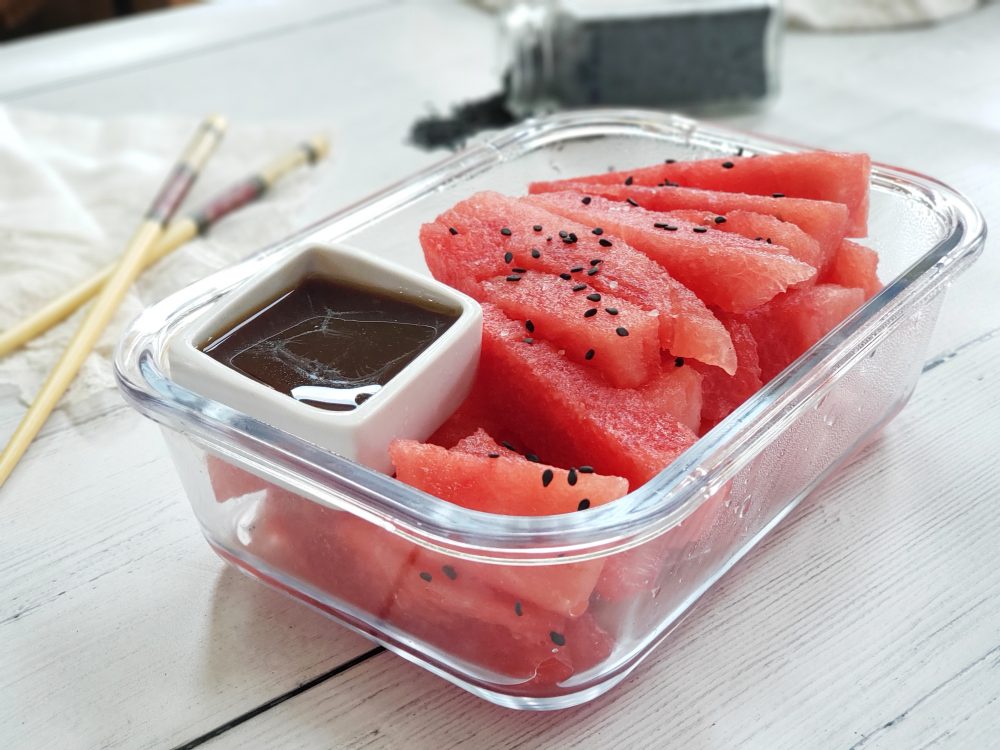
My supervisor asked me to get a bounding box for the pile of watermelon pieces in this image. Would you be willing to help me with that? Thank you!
[210,149,882,691]
[401,149,880,503]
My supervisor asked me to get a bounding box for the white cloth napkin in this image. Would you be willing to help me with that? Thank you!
[786,0,980,29]
[0,107,331,408]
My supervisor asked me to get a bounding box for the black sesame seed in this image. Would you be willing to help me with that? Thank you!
[514,601,523,616]
[755,236,764,241]
[572,283,587,291]
[567,468,578,486]
[550,631,566,646]
[616,326,629,337]
[665,158,677,164]
[448,227,458,235]
[512,267,527,273]
[722,161,734,169]
[714,216,727,224]
[693,226,708,234]
[772,192,785,198]
[487,452,500,458]
[592,227,604,236]
[533,224,543,231]
[570,265,584,273]
[442,565,457,580]
[542,469,554,487]
[653,222,670,229]
[525,319,535,333]
[590,259,602,266]
[626,198,639,207]
[523,337,534,344]
[419,571,432,582]
[664,225,678,231]
[675,356,685,367]
[605,307,619,315]
[503,251,513,263]
[531,248,541,258]
[585,348,595,360]
[586,292,602,302]
[559,230,568,239]
[501,441,516,451]
[737,147,745,156]
[563,233,578,244]
[587,267,599,276]
[526,453,540,463]
[583,308,598,318]
[625,176,634,186]
[560,272,572,280]
[506,274,522,282]
[598,238,613,247]
[581,196,592,205]
[577,498,591,511]
[766,237,773,244]
[578,465,594,473]
[500,227,512,236]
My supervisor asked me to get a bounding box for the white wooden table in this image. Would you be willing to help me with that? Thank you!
[2,2,998,747]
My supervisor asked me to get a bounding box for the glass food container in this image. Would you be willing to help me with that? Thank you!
[115,111,986,710]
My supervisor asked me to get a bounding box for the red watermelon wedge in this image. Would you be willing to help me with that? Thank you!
[420,190,736,374]
[480,271,661,388]
[476,303,697,487]
[820,239,881,299]
[528,181,850,263]
[667,208,825,274]
[389,434,628,516]
[740,284,867,382]
[530,151,871,237]
[526,191,817,314]
[690,314,763,434]
[639,359,704,433]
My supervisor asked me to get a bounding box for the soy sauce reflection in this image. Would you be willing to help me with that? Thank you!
[200,275,460,412]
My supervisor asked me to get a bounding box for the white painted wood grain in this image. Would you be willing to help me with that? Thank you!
[203,326,1000,750]
[0,1,998,748]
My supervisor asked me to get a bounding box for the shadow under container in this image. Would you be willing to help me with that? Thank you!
[115,111,986,710]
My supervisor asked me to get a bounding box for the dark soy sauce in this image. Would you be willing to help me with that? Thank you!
[200,275,459,411]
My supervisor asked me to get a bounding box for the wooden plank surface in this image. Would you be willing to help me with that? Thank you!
[0,1,998,748]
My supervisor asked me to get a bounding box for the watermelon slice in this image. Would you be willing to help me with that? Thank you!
[740,284,867,382]
[639,359,704,433]
[528,181,850,263]
[691,314,763,434]
[389,433,629,516]
[248,494,611,683]
[420,191,736,374]
[820,239,881,299]
[530,151,871,237]
[667,208,825,274]
[477,303,697,487]
[526,192,817,314]
[480,271,660,388]
[206,454,272,502]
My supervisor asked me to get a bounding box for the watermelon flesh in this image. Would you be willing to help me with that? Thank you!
[420,191,736,374]
[245,490,611,683]
[389,432,629,516]
[475,303,697,487]
[820,239,882,299]
[639,359,704,433]
[480,271,661,388]
[690,314,763,434]
[530,151,871,237]
[667,208,826,274]
[740,284,867,382]
[526,191,817,314]
[528,181,850,264]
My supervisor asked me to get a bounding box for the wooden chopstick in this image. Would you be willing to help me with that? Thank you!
[0,115,227,487]
[0,135,329,359]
